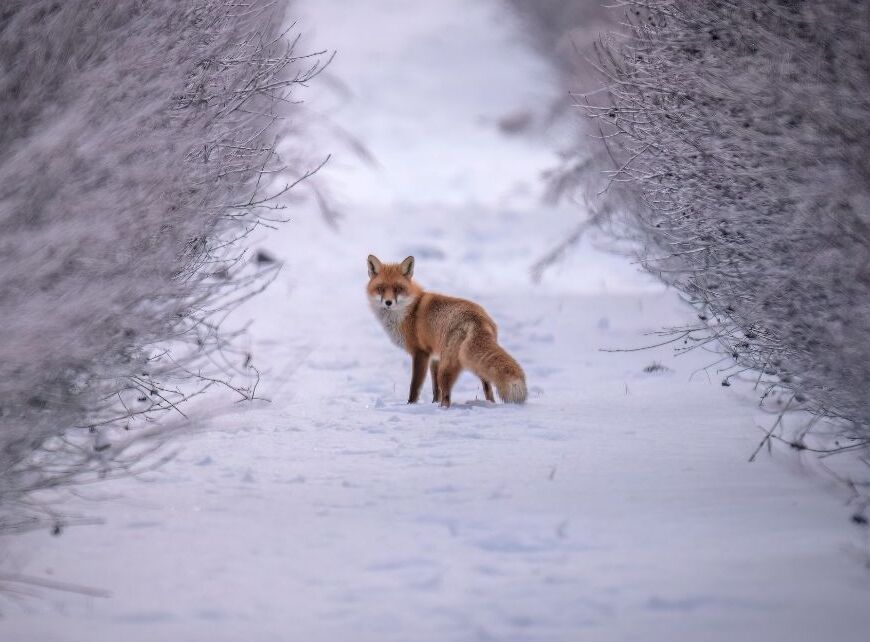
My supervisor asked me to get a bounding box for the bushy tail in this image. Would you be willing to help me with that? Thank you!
[465,332,527,404]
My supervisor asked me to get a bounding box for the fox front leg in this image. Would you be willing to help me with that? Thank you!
[437,361,461,408]
[408,350,430,404]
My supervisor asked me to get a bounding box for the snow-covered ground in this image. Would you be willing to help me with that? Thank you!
[3,1,870,640]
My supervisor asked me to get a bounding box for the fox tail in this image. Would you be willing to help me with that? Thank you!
[465,331,527,404]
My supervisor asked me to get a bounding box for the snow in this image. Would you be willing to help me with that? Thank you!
[3,0,870,640]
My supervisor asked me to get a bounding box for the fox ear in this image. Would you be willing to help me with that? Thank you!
[400,255,414,277]
[367,254,382,278]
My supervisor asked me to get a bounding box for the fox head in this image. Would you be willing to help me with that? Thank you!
[366,255,421,311]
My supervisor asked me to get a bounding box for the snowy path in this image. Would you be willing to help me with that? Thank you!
[4,1,870,640]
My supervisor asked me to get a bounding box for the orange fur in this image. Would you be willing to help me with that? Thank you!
[366,255,527,407]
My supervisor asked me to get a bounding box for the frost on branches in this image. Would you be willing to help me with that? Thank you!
[582,1,870,443]
[0,1,326,531]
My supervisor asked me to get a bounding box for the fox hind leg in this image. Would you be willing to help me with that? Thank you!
[437,361,461,408]
[430,359,441,403]
[481,379,495,403]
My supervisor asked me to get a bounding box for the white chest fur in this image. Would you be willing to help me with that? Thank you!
[370,303,408,349]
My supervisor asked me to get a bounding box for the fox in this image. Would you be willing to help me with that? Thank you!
[366,254,527,407]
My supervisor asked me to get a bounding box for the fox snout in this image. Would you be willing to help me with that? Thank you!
[372,294,396,309]
[378,296,403,310]
[370,292,402,310]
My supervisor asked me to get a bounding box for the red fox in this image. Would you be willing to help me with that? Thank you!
[366,254,527,407]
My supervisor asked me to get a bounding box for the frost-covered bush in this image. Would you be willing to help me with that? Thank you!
[556,1,870,438]
[504,1,638,279]
[505,0,617,83]
[0,0,324,530]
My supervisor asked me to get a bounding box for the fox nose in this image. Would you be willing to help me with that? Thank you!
[384,300,393,307]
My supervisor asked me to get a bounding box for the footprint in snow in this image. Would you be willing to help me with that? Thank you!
[645,595,762,612]
[424,484,460,494]
[532,365,561,378]
[528,332,554,343]
[307,358,359,370]
[365,558,439,572]
[475,534,556,554]
[401,244,446,260]
[124,521,161,529]
[113,611,175,623]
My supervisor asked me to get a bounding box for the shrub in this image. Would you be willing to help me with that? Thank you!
[521,0,870,443]
[0,0,325,531]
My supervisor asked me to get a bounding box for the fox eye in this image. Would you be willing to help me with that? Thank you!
[375,285,384,295]
[394,286,404,295]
